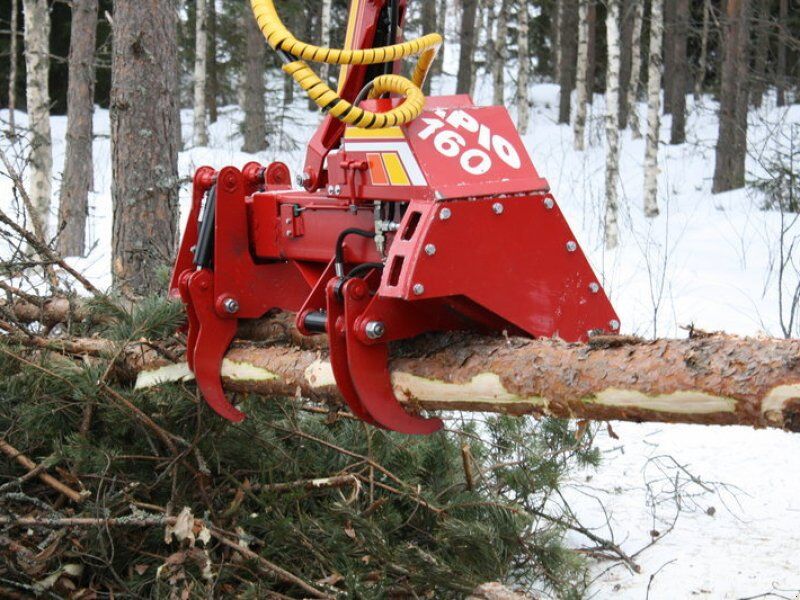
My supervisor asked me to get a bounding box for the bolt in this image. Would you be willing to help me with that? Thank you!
[296,173,310,187]
[439,207,452,221]
[285,218,292,225]
[566,241,578,252]
[589,282,600,294]
[334,185,342,196]
[365,321,386,340]
[424,244,437,256]
[492,202,504,215]
[544,198,555,210]
[609,319,620,331]
[286,230,293,237]
[223,298,240,314]
[327,185,335,195]
[413,283,425,296]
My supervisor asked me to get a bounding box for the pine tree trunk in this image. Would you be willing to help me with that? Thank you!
[110,0,180,297]
[605,0,622,249]
[491,0,509,106]
[456,0,479,95]
[57,0,98,258]
[207,0,219,124]
[516,4,531,135]
[319,0,333,86]
[750,0,768,108]
[662,0,675,114]
[422,0,437,95]
[776,0,787,107]
[712,0,751,194]
[586,0,597,104]
[558,0,579,124]
[22,0,52,234]
[553,0,562,82]
[8,0,19,133]
[574,0,590,150]
[669,0,688,144]
[434,0,447,77]
[193,0,209,147]
[242,5,267,153]
[618,0,635,128]
[626,0,644,138]
[137,333,800,433]
[694,0,711,99]
[644,0,664,218]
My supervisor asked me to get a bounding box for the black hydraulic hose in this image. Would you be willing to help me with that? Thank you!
[334,228,376,278]
[345,262,385,281]
[194,185,217,269]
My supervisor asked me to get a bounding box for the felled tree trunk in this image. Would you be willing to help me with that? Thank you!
[136,333,800,433]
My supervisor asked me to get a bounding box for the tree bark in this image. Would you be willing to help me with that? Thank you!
[22,0,52,233]
[193,0,209,147]
[618,0,635,128]
[207,0,219,123]
[456,0,479,95]
[516,3,531,134]
[242,3,267,153]
[491,0,509,106]
[553,0,563,82]
[558,0,579,124]
[694,0,711,99]
[776,0,787,107]
[605,0,622,249]
[58,0,98,258]
[422,0,438,96]
[626,0,644,138]
[669,0,688,144]
[586,0,597,104]
[574,0,591,150]
[111,0,180,297]
[712,0,751,194]
[136,333,800,433]
[662,0,675,114]
[644,0,664,218]
[8,0,19,133]
[434,0,447,77]
[751,0,769,108]
[319,0,333,86]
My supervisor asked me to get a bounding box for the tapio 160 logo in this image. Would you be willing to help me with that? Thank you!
[416,109,522,176]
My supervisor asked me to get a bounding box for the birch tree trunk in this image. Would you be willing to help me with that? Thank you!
[516,3,531,135]
[57,0,98,258]
[8,0,19,134]
[694,0,711,100]
[137,333,800,434]
[434,0,447,77]
[242,6,267,154]
[626,0,644,138]
[553,0,562,82]
[644,0,664,218]
[111,0,180,297]
[618,0,635,129]
[319,0,333,85]
[604,0,622,249]
[22,0,52,233]
[574,0,590,150]
[558,0,579,125]
[776,0,787,107]
[712,0,751,194]
[491,0,509,106]
[669,0,688,145]
[456,0,479,95]
[193,0,209,147]
[207,0,219,123]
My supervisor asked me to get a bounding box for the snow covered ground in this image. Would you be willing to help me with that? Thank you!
[2,73,800,598]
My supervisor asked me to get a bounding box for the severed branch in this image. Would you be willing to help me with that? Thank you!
[135,332,800,433]
[0,440,88,503]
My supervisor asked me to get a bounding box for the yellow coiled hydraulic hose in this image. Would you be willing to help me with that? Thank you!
[250,0,442,129]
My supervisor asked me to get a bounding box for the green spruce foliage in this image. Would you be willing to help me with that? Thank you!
[0,296,598,597]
